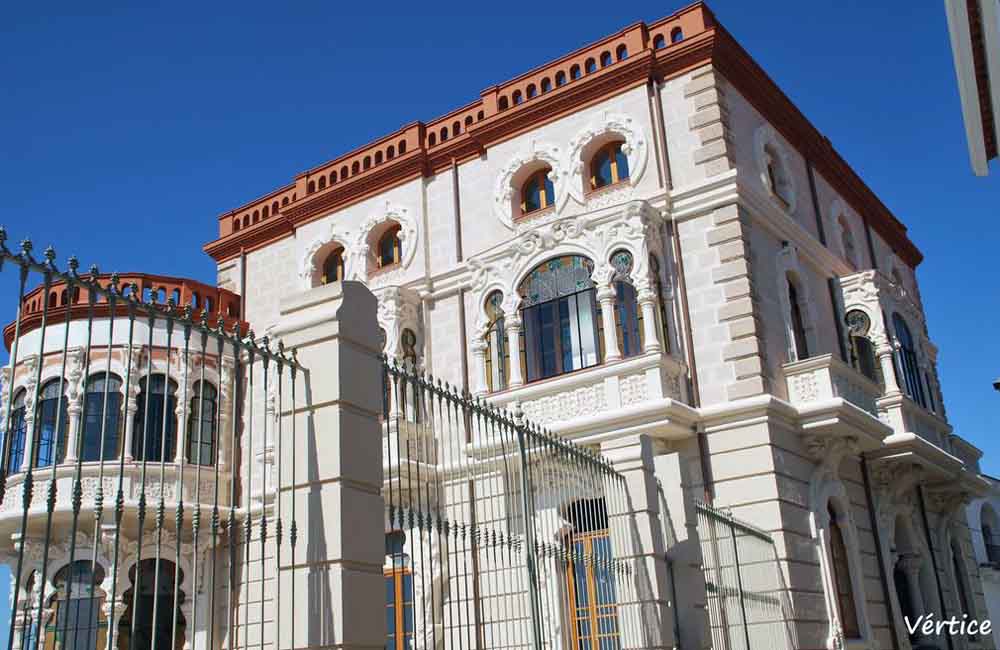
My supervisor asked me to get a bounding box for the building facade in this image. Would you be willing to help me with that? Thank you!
[1,3,995,650]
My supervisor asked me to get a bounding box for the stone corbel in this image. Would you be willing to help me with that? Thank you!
[804,435,859,484]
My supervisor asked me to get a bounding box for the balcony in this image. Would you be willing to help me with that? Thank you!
[487,351,694,439]
[783,353,882,417]
[875,391,952,449]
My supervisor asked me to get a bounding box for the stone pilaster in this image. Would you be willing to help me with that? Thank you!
[684,65,734,179]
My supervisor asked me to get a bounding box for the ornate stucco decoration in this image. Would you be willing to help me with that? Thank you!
[493,140,564,231]
[377,286,422,365]
[775,244,817,360]
[753,124,797,214]
[299,223,354,288]
[565,112,649,207]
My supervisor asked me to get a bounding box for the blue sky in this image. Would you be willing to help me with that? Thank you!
[0,0,998,639]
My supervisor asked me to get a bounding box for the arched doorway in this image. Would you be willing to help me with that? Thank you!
[117,559,186,650]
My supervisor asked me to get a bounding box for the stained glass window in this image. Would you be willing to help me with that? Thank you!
[484,291,509,392]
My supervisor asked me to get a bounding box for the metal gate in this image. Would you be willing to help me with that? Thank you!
[696,501,797,650]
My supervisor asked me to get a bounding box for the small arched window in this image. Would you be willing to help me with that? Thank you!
[555,71,567,86]
[498,96,509,110]
[465,116,473,128]
[513,90,523,105]
[519,256,601,381]
[81,373,123,461]
[484,291,508,392]
[611,250,642,358]
[262,205,270,218]
[585,58,597,73]
[133,375,178,462]
[318,177,326,190]
[526,84,537,99]
[364,156,372,169]
[839,216,858,269]
[322,247,346,285]
[540,78,552,93]
[187,381,218,466]
[375,151,383,165]
[377,225,403,269]
[307,181,316,194]
[828,503,861,639]
[387,145,395,160]
[653,34,666,50]
[352,161,360,175]
[845,310,879,385]
[439,127,448,142]
[589,141,630,190]
[570,65,582,80]
[398,140,406,154]
[787,276,810,361]
[671,27,684,43]
[616,44,628,61]
[892,313,926,408]
[520,168,555,216]
[34,378,68,468]
[5,389,27,473]
[600,51,612,67]
[428,132,437,146]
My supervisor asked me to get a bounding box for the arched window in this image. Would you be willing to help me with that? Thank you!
[570,64,582,80]
[321,247,346,284]
[133,375,178,462]
[520,168,555,216]
[649,255,671,353]
[377,225,402,269]
[34,378,68,467]
[565,498,619,650]
[585,58,597,73]
[589,141,630,190]
[498,96,509,110]
[610,250,642,358]
[5,389,27,473]
[616,44,628,60]
[44,561,107,650]
[187,381,217,466]
[892,313,926,407]
[839,216,858,269]
[845,310,880,385]
[385,532,414,650]
[600,51,612,67]
[540,78,551,93]
[119,559,185,650]
[513,90,523,105]
[519,256,601,382]
[787,276,810,361]
[828,503,861,639]
[653,34,666,50]
[484,291,508,392]
[318,176,326,190]
[526,83,537,99]
[670,26,684,43]
[555,71,567,86]
[764,144,791,206]
[428,132,437,146]
[81,373,123,461]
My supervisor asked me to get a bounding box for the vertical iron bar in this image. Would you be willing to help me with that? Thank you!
[149,299,174,650]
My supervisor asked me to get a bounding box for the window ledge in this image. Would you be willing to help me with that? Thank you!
[585,179,631,198]
[369,263,401,278]
[515,206,555,223]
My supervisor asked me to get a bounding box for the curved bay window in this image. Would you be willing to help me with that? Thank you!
[35,378,68,468]
[43,561,107,650]
[133,375,178,462]
[377,225,402,270]
[322,246,346,284]
[892,313,926,408]
[385,532,414,650]
[187,381,217,466]
[5,389,27,473]
[484,291,509,392]
[566,498,620,650]
[118,559,185,650]
[827,503,860,639]
[81,373,123,462]
[844,310,880,385]
[519,256,601,382]
[520,168,555,216]
[611,250,643,358]
[590,141,629,190]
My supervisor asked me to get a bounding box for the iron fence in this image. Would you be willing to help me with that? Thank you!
[696,501,797,650]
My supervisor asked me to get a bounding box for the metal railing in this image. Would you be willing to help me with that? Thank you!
[696,501,797,650]
[0,230,300,650]
[382,358,641,650]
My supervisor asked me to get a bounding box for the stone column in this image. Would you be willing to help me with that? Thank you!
[505,313,525,387]
[637,287,662,354]
[173,399,188,465]
[470,338,489,396]
[64,398,83,463]
[102,600,127,650]
[598,284,621,362]
[271,280,385,650]
[122,399,137,463]
[20,412,35,472]
[875,340,901,395]
[601,434,675,650]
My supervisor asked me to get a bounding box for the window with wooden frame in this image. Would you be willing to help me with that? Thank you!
[565,499,620,650]
[322,246,346,284]
[589,141,629,191]
[484,291,509,392]
[827,503,860,639]
[377,225,403,269]
[520,168,555,216]
[385,532,414,650]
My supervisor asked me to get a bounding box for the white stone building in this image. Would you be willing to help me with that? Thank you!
[1,3,995,650]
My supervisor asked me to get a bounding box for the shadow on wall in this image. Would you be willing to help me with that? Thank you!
[625,489,662,648]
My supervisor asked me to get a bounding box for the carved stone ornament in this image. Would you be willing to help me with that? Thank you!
[565,112,649,207]
[493,140,564,231]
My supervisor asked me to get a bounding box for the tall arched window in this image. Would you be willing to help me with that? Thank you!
[187,381,217,466]
[520,168,555,216]
[649,255,671,354]
[44,561,107,650]
[565,498,619,650]
[839,217,858,269]
[589,141,630,190]
[845,310,880,385]
[5,389,27,473]
[321,247,346,284]
[34,378,68,467]
[377,225,402,269]
[610,250,642,358]
[119,559,185,650]
[385,532,414,650]
[484,291,509,392]
[81,373,123,461]
[787,276,810,361]
[519,256,601,382]
[764,144,791,207]
[133,375,178,462]
[828,503,860,639]
[892,313,926,408]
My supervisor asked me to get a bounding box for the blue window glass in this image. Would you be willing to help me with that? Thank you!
[133,375,178,462]
[34,379,68,467]
[5,390,27,473]
[82,373,122,461]
[187,381,217,465]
